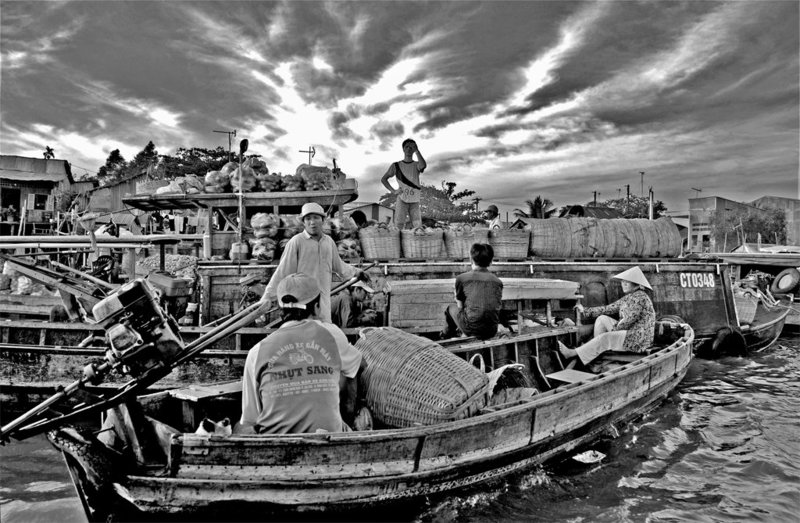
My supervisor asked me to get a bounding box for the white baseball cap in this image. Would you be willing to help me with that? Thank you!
[351,281,375,293]
[300,202,326,220]
[277,273,321,309]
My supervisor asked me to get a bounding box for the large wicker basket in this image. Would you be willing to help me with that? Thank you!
[734,293,758,324]
[359,226,401,260]
[401,228,445,259]
[355,327,490,428]
[444,226,490,259]
[489,229,530,259]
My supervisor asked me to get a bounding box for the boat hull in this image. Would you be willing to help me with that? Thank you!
[93,330,692,518]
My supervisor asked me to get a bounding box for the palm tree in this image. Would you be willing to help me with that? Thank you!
[513,196,556,219]
[43,146,55,159]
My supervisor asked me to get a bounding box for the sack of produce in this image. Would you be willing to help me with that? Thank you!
[281,174,305,192]
[231,159,258,193]
[251,213,280,239]
[204,170,230,193]
[355,327,489,428]
[249,237,277,262]
[182,174,205,194]
[296,163,333,191]
[331,216,359,241]
[282,215,304,239]
[337,238,362,260]
[256,172,283,192]
[220,161,239,175]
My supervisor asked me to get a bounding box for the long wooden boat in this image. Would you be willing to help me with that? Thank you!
[47,320,693,521]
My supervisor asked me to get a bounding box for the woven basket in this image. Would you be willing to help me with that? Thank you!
[355,327,490,428]
[734,294,758,324]
[359,226,401,259]
[401,228,445,259]
[489,229,530,259]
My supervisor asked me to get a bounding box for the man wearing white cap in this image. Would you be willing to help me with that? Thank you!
[240,273,363,434]
[330,280,376,329]
[559,266,656,365]
[262,202,365,322]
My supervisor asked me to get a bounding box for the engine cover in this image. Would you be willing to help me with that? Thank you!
[92,279,184,375]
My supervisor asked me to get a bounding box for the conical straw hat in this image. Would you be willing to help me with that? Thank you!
[612,266,652,290]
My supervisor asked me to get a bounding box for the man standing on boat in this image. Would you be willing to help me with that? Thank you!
[380,138,427,229]
[241,273,362,434]
[484,205,502,229]
[441,243,504,340]
[261,202,366,322]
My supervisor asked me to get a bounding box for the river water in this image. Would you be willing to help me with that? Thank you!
[1,333,798,523]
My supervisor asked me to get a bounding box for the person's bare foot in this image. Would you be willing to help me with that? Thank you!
[558,340,578,360]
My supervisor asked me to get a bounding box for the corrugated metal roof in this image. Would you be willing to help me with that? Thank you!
[0,155,74,183]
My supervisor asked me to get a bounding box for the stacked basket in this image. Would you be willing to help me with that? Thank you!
[401,227,445,259]
[355,327,490,428]
[443,225,490,259]
[489,229,530,259]
[359,224,401,260]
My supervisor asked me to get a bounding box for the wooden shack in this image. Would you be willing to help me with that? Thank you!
[0,155,75,235]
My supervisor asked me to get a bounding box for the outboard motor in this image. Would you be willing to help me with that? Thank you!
[88,279,184,379]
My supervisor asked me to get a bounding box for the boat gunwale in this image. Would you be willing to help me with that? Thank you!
[170,326,694,447]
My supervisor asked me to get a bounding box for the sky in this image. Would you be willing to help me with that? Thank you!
[1,0,798,217]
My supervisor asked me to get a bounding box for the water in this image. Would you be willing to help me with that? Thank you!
[1,334,798,523]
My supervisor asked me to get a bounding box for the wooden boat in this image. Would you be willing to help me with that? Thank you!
[47,320,694,521]
[737,295,793,351]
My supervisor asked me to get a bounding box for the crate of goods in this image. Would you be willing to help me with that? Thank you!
[355,327,490,428]
[734,292,758,324]
[401,227,445,259]
[489,229,530,259]
[359,225,401,260]
[147,271,194,297]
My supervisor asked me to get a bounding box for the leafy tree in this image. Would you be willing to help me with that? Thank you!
[708,206,787,250]
[97,149,127,184]
[379,181,482,225]
[600,195,667,219]
[513,196,556,219]
[158,146,232,178]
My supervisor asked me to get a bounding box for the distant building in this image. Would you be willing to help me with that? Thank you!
[343,201,394,225]
[749,196,800,246]
[688,195,800,253]
[0,155,75,233]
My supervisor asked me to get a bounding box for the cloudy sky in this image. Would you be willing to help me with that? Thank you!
[1,0,798,216]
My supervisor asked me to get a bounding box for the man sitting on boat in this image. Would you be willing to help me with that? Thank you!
[261,202,366,323]
[558,267,655,365]
[240,273,363,434]
[331,280,376,329]
[441,243,504,340]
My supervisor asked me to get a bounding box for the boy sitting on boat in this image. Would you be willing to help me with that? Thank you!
[440,243,504,340]
[331,280,377,329]
[558,266,655,365]
[239,273,363,434]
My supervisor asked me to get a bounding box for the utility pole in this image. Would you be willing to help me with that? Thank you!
[471,196,482,212]
[640,171,645,196]
[213,129,237,162]
[625,184,630,216]
[299,145,316,165]
[691,187,703,198]
[592,191,600,206]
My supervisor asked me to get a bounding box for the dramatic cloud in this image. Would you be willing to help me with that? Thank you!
[0,0,797,213]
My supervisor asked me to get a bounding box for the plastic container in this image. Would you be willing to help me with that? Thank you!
[229,241,250,261]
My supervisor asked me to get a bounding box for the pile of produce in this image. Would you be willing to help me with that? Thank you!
[296,164,334,191]
[251,213,280,239]
[249,237,277,262]
[282,174,305,192]
[136,254,198,281]
[230,159,258,193]
[204,170,230,193]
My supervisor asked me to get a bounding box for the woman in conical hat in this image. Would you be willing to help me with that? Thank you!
[559,266,655,365]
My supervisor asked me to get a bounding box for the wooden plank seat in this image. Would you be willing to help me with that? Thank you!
[386,278,581,334]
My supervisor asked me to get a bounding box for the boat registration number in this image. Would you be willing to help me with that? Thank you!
[679,272,716,288]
